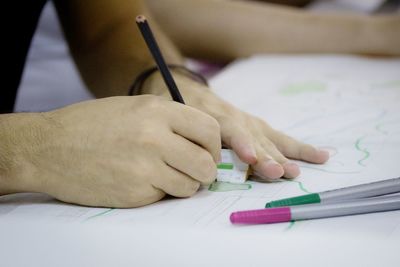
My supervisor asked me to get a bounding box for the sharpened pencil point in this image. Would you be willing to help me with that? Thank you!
[136,15,147,23]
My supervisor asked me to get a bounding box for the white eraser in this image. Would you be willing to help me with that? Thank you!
[216,149,250,184]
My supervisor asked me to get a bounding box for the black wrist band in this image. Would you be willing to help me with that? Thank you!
[128,64,208,96]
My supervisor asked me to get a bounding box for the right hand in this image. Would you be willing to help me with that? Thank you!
[18,95,221,207]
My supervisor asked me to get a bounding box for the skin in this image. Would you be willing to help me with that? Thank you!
[0,0,329,207]
[145,0,400,61]
[0,96,221,207]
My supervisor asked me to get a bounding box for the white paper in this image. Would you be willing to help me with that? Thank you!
[2,55,400,266]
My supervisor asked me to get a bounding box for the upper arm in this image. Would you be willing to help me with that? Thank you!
[53,0,147,53]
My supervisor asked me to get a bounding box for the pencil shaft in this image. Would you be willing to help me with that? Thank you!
[136,18,185,104]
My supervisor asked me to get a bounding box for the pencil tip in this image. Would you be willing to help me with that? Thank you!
[136,15,147,23]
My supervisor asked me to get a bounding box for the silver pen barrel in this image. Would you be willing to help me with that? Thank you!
[291,195,400,221]
[320,177,400,202]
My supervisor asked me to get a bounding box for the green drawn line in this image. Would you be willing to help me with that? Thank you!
[300,165,360,174]
[355,136,370,166]
[280,81,326,96]
[375,123,388,135]
[208,181,252,192]
[287,180,312,194]
[86,208,114,220]
[372,80,400,89]
[285,221,296,231]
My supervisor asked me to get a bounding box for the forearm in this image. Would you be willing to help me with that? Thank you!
[146,0,400,61]
[0,114,45,196]
[54,0,183,97]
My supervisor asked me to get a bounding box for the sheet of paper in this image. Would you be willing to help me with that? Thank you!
[2,55,400,266]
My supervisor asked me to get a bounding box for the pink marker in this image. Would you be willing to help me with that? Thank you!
[230,195,400,224]
[230,207,291,224]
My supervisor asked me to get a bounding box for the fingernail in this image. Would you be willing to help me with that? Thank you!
[282,161,300,178]
[317,149,330,160]
[263,159,284,179]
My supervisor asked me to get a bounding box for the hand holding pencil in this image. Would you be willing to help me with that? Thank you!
[136,15,330,182]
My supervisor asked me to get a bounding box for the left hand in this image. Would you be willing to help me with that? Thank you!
[141,72,329,180]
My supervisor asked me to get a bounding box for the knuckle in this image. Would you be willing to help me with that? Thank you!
[197,153,217,183]
[136,126,163,149]
[133,95,167,114]
[179,180,200,197]
[202,116,221,145]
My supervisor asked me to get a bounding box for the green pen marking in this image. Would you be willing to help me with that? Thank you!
[280,81,326,96]
[289,180,312,194]
[217,162,234,170]
[372,80,400,89]
[208,181,251,192]
[266,193,321,208]
[355,136,370,166]
[285,221,296,231]
[85,208,114,221]
[375,123,388,135]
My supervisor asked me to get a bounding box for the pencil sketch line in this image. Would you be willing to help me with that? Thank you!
[205,196,242,227]
[298,165,361,174]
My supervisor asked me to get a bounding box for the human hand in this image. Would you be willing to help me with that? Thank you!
[143,73,329,180]
[13,96,220,207]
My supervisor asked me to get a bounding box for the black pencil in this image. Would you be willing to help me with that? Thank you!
[136,15,185,104]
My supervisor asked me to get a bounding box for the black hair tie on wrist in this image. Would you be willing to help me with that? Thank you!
[128,64,208,96]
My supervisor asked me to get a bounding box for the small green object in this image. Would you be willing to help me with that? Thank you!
[265,193,321,208]
[217,162,234,170]
[208,181,251,192]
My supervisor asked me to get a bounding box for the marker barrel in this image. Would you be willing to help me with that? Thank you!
[320,177,400,201]
[291,195,400,221]
[265,177,400,208]
[232,196,400,225]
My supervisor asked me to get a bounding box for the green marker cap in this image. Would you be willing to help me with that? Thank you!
[265,193,321,208]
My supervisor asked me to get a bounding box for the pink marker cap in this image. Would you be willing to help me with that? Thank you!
[230,207,291,224]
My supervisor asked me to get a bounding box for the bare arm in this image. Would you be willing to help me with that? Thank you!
[53,0,183,97]
[0,0,330,204]
[146,0,400,61]
[0,113,46,196]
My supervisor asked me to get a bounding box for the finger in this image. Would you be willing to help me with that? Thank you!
[162,134,217,185]
[169,103,221,163]
[267,129,330,164]
[251,143,284,180]
[259,138,300,179]
[124,190,166,208]
[152,164,201,198]
[219,119,257,165]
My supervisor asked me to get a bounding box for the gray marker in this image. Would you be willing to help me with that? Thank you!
[231,195,400,224]
[266,177,400,208]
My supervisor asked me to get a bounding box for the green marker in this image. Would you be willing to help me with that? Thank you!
[266,177,400,208]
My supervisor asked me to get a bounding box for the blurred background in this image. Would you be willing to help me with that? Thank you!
[15,0,399,112]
